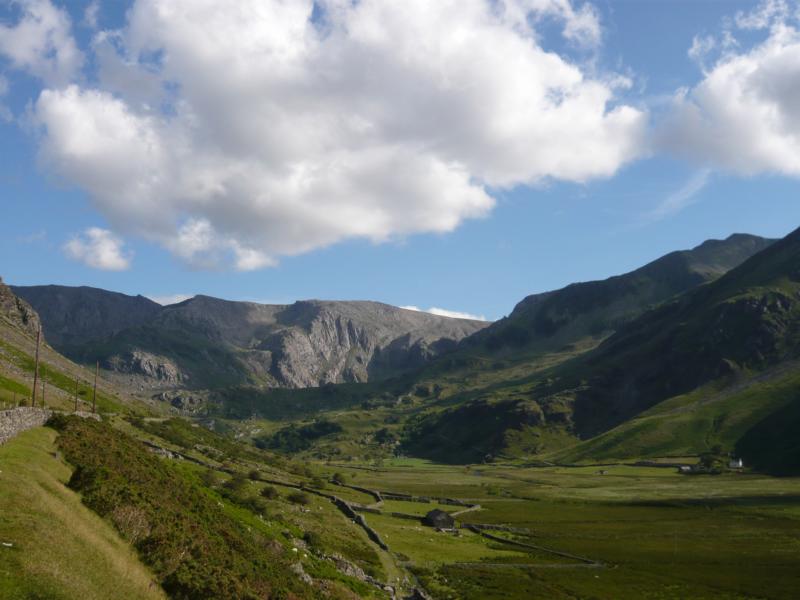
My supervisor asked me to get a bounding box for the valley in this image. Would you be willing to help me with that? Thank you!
[2,228,800,599]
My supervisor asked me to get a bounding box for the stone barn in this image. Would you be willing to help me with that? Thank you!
[422,509,454,529]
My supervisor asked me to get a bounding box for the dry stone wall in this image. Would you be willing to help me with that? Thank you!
[0,407,53,444]
[0,407,99,445]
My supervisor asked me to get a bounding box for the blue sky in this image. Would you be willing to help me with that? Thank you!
[1,0,799,321]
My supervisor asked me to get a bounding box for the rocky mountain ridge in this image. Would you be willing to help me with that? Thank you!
[12,287,489,390]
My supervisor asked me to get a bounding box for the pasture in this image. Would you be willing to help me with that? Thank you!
[323,460,800,599]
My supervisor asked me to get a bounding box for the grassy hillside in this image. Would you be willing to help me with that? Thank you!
[397,226,800,467]
[550,361,800,466]
[566,223,800,437]
[467,233,773,357]
[0,282,141,413]
[50,415,385,599]
[0,427,165,600]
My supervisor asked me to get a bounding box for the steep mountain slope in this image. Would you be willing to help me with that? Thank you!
[13,287,489,390]
[0,278,137,412]
[11,284,162,350]
[469,233,774,354]
[402,228,800,468]
[568,225,800,437]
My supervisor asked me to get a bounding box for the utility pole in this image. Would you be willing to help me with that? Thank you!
[41,365,46,407]
[92,361,98,414]
[74,374,79,413]
[31,326,41,407]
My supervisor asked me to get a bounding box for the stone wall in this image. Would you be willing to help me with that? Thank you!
[0,408,100,445]
[0,407,53,445]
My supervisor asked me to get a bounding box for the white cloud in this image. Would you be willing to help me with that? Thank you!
[0,0,83,86]
[83,1,100,29]
[30,0,646,270]
[688,35,717,70]
[401,305,488,321]
[147,294,193,306]
[734,0,791,30]
[645,169,711,222]
[63,227,132,271]
[660,12,800,176]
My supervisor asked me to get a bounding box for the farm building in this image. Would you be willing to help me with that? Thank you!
[422,509,455,529]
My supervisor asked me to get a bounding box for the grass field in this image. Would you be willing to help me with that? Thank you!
[0,428,165,600]
[323,460,800,599]
[5,415,799,599]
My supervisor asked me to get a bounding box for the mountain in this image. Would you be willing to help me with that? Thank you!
[402,230,800,467]
[10,284,162,350]
[1,276,41,338]
[0,278,136,412]
[408,227,800,470]
[567,226,800,435]
[469,233,775,355]
[12,288,489,390]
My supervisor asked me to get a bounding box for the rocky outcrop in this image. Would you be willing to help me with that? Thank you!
[0,277,41,338]
[152,390,206,413]
[104,351,186,384]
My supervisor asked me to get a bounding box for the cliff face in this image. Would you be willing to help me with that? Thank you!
[0,277,41,338]
[255,300,480,388]
[13,287,489,389]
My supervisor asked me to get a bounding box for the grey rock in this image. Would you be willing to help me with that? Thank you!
[0,277,41,338]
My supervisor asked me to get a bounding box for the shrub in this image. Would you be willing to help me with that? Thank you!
[224,472,248,493]
[260,485,279,499]
[244,497,269,515]
[255,420,344,453]
[52,416,312,599]
[248,469,262,480]
[287,492,310,505]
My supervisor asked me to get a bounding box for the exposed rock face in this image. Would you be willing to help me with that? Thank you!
[104,351,186,384]
[152,391,205,413]
[14,287,489,389]
[0,277,41,338]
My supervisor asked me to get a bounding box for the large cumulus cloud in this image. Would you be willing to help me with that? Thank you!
[660,1,800,176]
[7,0,647,269]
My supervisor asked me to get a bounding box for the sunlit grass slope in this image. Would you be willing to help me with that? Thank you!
[0,427,165,600]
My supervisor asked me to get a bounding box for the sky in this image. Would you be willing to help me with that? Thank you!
[1,0,799,321]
